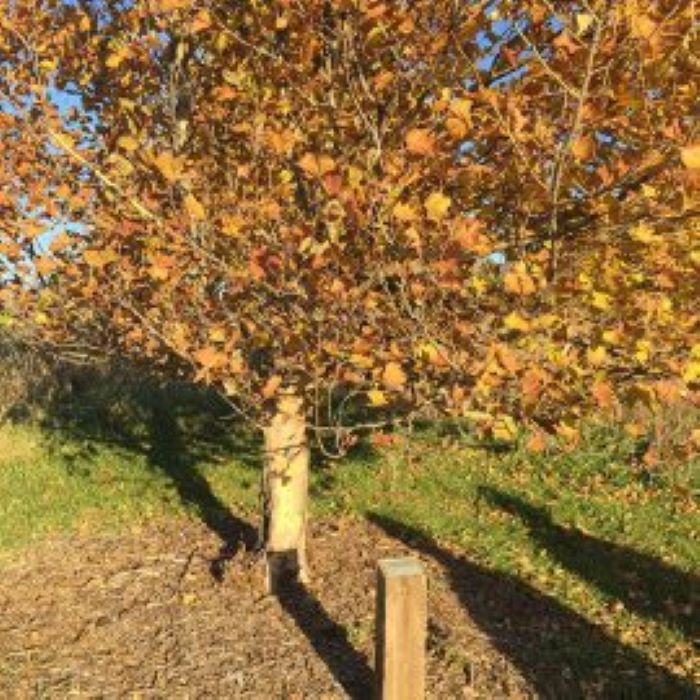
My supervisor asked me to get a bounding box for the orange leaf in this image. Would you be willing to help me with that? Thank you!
[382,361,407,389]
[298,152,336,177]
[526,430,549,453]
[405,129,435,156]
[194,346,228,369]
[262,375,282,399]
[446,117,468,139]
[504,264,537,296]
[592,381,615,410]
[571,135,594,161]
[496,344,520,374]
[191,9,212,32]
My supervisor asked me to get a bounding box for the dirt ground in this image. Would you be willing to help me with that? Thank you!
[0,516,695,699]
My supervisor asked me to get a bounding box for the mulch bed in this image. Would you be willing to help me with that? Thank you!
[0,516,694,698]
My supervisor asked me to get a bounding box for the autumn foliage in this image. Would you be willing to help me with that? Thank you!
[1,0,698,446]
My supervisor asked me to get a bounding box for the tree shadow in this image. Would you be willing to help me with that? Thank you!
[479,487,699,643]
[146,398,258,579]
[275,577,374,699]
[367,512,697,699]
[30,363,261,574]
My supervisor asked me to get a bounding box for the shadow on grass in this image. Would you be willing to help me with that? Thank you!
[33,365,261,568]
[276,577,374,699]
[368,512,696,699]
[146,398,258,578]
[480,487,699,643]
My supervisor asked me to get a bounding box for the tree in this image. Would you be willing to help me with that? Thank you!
[1,0,698,587]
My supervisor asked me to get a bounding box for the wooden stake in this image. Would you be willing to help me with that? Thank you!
[376,558,427,700]
[263,391,310,594]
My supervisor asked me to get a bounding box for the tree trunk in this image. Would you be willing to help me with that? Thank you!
[262,391,310,594]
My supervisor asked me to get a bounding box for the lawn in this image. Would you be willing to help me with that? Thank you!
[0,383,697,694]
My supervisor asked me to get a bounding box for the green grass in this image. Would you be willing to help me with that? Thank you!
[319,422,699,684]
[0,391,698,691]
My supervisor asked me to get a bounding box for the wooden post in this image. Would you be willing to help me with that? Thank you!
[375,558,427,700]
[263,391,310,594]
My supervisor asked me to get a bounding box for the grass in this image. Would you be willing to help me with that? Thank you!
[0,383,698,692]
[321,424,698,682]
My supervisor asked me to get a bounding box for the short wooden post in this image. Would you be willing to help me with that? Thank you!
[375,558,427,700]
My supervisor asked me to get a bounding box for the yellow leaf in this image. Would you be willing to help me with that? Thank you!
[492,414,517,442]
[209,326,226,343]
[153,151,183,182]
[634,340,651,363]
[630,223,660,244]
[367,389,388,406]
[184,194,206,220]
[471,276,488,295]
[40,57,58,71]
[105,46,129,69]
[221,214,245,237]
[534,314,558,329]
[424,191,451,221]
[503,312,531,332]
[691,428,700,450]
[576,13,594,34]
[350,353,374,369]
[591,291,611,311]
[587,345,608,366]
[117,134,138,152]
[680,143,700,170]
[156,0,190,11]
[392,201,418,222]
[555,421,580,445]
[149,264,170,281]
[382,361,407,389]
[462,410,492,422]
[449,98,472,123]
[602,329,622,345]
[683,361,700,383]
[415,342,447,367]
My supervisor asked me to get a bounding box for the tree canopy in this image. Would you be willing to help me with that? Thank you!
[1,0,698,446]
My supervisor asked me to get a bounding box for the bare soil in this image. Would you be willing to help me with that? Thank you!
[0,516,695,699]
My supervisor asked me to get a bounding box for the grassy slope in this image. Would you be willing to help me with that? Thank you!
[0,412,697,688]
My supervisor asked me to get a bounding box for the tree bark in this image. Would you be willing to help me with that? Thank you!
[262,391,310,594]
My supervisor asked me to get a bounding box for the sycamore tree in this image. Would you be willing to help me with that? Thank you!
[1,0,698,588]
